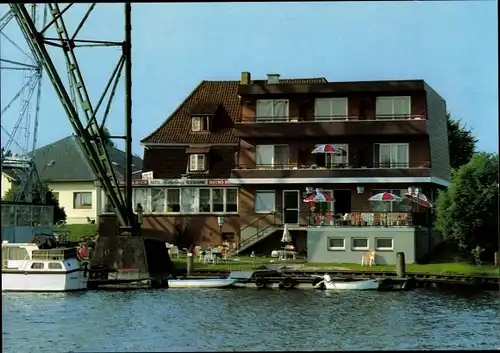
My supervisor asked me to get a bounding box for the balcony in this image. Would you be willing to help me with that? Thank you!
[306,211,429,228]
[230,161,431,180]
[234,115,428,138]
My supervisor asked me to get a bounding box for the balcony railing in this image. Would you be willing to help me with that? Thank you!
[235,161,430,170]
[307,211,430,228]
[237,114,426,123]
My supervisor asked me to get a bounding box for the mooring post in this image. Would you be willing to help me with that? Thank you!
[494,252,498,267]
[396,252,406,278]
[187,252,194,276]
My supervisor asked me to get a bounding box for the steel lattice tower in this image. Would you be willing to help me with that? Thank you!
[1,4,45,202]
[7,3,173,286]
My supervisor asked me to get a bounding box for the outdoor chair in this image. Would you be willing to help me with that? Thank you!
[361,250,376,267]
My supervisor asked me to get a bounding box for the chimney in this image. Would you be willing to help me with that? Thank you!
[267,73,280,84]
[241,72,251,85]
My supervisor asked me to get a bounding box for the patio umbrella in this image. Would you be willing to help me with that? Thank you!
[311,144,343,154]
[368,192,402,225]
[368,192,402,202]
[281,223,292,243]
[303,188,335,203]
[404,192,433,208]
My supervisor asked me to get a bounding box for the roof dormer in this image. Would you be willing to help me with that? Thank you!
[189,102,221,133]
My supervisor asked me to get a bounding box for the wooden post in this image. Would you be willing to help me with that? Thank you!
[396,252,406,278]
[187,252,194,276]
[495,252,498,267]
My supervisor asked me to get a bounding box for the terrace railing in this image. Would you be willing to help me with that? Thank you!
[307,211,430,228]
[236,114,426,123]
[234,161,431,170]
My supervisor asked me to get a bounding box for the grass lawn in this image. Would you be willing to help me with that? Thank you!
[171,255,499,276]
[54,224,98,242]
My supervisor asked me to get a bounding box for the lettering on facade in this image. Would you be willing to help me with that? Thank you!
[129,179,231,186]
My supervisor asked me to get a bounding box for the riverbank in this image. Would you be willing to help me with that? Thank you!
[171,256,499,276]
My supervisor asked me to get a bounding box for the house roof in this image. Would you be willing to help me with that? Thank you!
[2,169,25,183]
[33,135,143,182]
[141,77,327,145]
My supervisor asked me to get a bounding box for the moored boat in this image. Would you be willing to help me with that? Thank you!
[167,278,239,289]
[314,274,380,290]
[1,240,88,292]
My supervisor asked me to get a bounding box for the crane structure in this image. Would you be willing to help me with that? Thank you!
[1,5,45,203]
[7,3,173,287]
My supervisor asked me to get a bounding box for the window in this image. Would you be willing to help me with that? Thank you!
[181,188,197,213]
[31,262,44,269]
[225,189,238,213]
[52,192,59,201]
[351,238,369,251]
[315,98,348,120]
[212,189,224,212]
[133,188,150,213]
[255,190,275,213]
[374,143,409,168]
[315,144,349,168]
[73,192,92,209]
[376,238,394,251]
[371,189,410,212]
[151,189,166,213]
[192,116,210,131]
[48,262,63,269]
[189,154,206,172]
[375,96,411,119]
[327,237,345,251]
[199,189,211,212]
[256,145,290,168]
[256,99,289,122]
[166,189,180,212]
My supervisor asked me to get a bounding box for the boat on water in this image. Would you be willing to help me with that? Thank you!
[1,240,88,292]
[167,278,239,289]
[313,274,380,290]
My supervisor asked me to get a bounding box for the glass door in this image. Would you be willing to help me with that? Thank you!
[283,190,299,224]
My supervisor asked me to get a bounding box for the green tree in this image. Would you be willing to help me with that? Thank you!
[102,127,116,148]
[447,113,477,170]
[3,185,66,224]
[435,152,498,263]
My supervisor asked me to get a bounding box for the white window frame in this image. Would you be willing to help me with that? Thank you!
[375,96,411,119]
[150,188,167,213]
[327,237,345,251]
[191,116,210,131]
[374,143,409,168]
[189,154,206,171]
[351,238,369,251]
[375,238,394,251]
[256,144,290,168]
[314,98,348,121]
[255,190,276,214]
[256,99,290,122]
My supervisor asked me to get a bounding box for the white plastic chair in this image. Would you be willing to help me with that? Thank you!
[361,250,376,267]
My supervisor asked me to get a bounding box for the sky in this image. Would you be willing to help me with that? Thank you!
[1,1,498,158]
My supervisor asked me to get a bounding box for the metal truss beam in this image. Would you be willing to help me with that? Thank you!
[9,3,134,229]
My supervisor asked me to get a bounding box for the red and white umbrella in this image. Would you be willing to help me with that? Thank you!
[404,192,433,208]
[303,189,335,203]
[311,144,343,154]
[368,192,402,202]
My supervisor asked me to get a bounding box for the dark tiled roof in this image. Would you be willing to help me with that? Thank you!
[141,77,327,145]
[32,135,143,182]
[2,168,25,182]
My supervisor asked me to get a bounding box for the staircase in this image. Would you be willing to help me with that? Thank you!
[233,211,281,255]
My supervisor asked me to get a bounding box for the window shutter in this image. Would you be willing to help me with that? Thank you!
[192,117,201,131]
[189,154,198,170]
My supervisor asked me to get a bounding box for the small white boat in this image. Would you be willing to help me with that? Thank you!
[314,274,380,290]
[167,278,239,289]
[1,241,88,292]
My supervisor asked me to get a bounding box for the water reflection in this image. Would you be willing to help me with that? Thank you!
[3,289,499,352]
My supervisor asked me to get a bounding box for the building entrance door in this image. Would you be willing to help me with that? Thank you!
[283,190,300,224]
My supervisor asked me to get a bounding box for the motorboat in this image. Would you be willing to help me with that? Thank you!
[167,277,239,289]
[1,240,88,292]
[313,274,380,290]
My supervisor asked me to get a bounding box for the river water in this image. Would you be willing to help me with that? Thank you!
[2,288,499,352]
